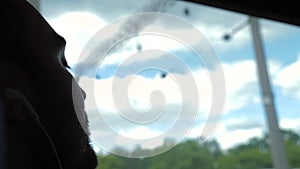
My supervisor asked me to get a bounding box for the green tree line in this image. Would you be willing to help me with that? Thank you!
[96,129,300,169]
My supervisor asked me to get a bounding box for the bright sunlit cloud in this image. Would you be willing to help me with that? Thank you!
[280,118,300,131]
[48,12,107,66]
[115,126,165,150]
[275,53,300,99]
[216,126,264,150]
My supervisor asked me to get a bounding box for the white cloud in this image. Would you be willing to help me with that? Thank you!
[275,54,300,98]
[197,117,265,150]
[221,60,259,111]
[47,12,106,66]
[79,75,184,113]
[116,126,164,150]
[221,59,282,112]
[280,118,300,132]
[215,126,264,150]
[119,126,161,139]
[188,120,264,150]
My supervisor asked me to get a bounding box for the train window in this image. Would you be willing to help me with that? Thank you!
[39,0,300,168]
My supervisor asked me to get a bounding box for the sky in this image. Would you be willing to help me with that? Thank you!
[37,0,300,156]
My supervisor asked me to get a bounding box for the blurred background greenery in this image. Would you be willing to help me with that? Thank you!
[96,129,300,169]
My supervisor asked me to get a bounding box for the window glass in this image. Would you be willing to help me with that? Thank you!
[40,0,300,167]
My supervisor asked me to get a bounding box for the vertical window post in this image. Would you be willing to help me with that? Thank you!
[249,16,290,169]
